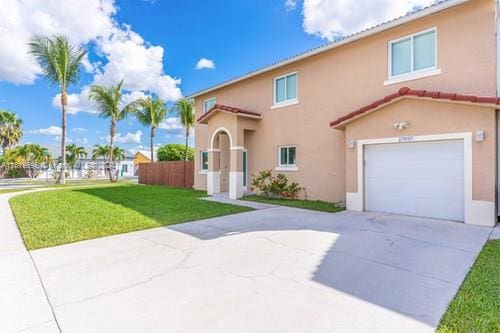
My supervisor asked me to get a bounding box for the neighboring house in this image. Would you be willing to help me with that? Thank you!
[133,150,157,175]
[36,148,135,179]
[190,0,499,227]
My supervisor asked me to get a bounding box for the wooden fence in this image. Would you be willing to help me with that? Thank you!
[138,161,194,188]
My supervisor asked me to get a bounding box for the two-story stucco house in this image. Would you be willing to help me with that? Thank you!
[190,0,500,227]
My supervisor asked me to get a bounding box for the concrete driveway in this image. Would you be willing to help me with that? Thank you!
[26,206,492,333]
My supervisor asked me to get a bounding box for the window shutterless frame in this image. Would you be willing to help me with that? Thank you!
[387,27,437,81]
[277,145,297,167]
[273,72,298,107]
[203,97,216,113]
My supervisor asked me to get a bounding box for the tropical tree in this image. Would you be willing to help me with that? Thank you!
[132,96,167,162]
[88,80,134,182]
[92,144,109,160]
[157,144,194,161]
[6,144,49,179]
[28,35,86,184]
[173,98,195,187]
[66,144,87,178]
[109,146,125,161]
[0,110,23,155]
[173,98,195,161]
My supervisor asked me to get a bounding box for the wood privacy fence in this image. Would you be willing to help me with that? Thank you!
[138,161,194,188]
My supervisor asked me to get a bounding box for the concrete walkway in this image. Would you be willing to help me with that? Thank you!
[0,192,59,332]
[28,206,491,332]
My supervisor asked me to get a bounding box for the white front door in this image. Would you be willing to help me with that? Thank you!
[364,140,464,221]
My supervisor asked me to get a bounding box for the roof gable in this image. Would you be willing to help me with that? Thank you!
[330,87,500,129]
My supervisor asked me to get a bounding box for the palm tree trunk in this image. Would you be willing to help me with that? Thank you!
[56,90,67,184]
[109,122,115,182]
[150,127,155,162]
[183,128,189,188]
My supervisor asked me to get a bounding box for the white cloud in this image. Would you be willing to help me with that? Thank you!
[302,0,436,41]
[54,136,73,143]
[72,127,87,133]
[76,137,89,144]
[93,27,182,101]
[285,0,297,11]
[159,117,183,131]
[101,130,142,144]
[0,0,182,108]
[52,86,97,115]
[195,58,215,70]
[28,126,62,136]
[0,0,115,84]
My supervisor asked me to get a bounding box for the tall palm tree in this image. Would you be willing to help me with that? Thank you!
[173,98,195,161]
[132,96,167,162]
[66,144,87,178]
[0,110,23,155]
[28,35,86,184]
[173,98,195,187]
[88,80,134,182]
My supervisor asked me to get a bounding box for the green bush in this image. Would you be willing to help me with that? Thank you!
[250,169,302,199]
[157,144,194,161]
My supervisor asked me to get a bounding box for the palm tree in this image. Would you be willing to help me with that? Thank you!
[66,144,87,178]
[132,96,167,162]
[89,80,134,182]
[173,98,195,161]
[173,98,195,187]
[0,110,23,155]
[12,144,48,179]
[28,35,86,184]
[92,144,109,160]
[109,146,125,161]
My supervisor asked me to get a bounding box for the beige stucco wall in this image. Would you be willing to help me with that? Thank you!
[344,98,497,202]
[193,0,496,202]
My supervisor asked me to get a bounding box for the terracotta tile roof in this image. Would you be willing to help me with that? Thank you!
[197,104,262,124]
[329,87,500,128]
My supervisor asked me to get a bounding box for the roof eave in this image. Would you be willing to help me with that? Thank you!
[187,0,470,99]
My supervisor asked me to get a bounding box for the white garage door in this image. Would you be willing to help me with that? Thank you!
[364,140,464,221]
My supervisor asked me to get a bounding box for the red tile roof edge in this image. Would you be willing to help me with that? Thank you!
[329,87,500,128]
[197,104,262,123]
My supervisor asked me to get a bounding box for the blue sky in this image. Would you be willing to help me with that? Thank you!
[0,0,434,155]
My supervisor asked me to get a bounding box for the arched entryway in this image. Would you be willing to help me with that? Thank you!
[207,127,246,199]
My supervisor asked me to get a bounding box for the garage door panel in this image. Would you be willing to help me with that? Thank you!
[365,178,464,200]
[364,140,464,221]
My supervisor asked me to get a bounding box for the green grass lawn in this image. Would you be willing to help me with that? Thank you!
[243,195,344,213]
[437,239,499,333]
[9,184,252,250]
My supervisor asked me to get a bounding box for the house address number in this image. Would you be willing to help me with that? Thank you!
[399,136,414,142]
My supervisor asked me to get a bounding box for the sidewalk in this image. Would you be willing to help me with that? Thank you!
[0,192,59,332]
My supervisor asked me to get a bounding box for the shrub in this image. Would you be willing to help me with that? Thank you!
[250,169,302,199]
[157,144,194,161]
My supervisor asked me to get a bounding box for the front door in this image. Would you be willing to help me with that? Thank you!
[219,134,230,192]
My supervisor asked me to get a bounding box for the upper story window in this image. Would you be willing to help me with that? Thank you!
[200,151,208,171]
[389,28,437,80]
[274,72,298,107]
[203,97,216,113]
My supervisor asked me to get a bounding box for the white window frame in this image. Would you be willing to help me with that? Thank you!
[200,151,209,172]
[272,72,299,108]
[386,27,440,85]
[276,145,298,171]
[203,97,216,113]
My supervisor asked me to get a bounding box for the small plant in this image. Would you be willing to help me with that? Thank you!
[250,169,302,199]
